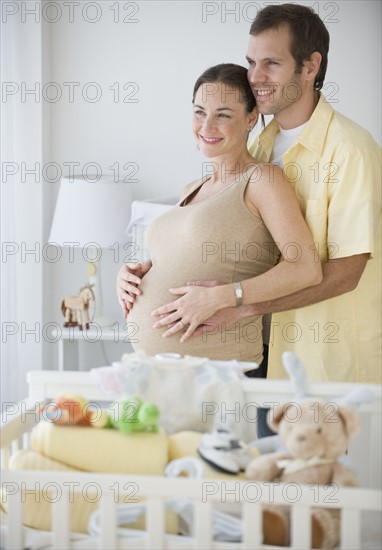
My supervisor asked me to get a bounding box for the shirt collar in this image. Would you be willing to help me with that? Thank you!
[258,93,334,158]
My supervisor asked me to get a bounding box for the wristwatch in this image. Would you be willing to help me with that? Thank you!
[233,282,243,307]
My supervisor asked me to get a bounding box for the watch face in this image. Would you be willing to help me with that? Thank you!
[234,282,243,305]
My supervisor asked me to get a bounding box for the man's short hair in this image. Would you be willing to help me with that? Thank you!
[250,3,329,91]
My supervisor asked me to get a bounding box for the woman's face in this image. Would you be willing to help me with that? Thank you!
[192,82,257,159]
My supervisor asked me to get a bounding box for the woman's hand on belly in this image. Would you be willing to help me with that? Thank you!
[116,260,152,318]
[151,282,234,342]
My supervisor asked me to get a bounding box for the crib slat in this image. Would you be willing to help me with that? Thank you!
[10,439,20,454]
[290,504,311,549]
[1,447,10,470]
[194,500,212,549]
[22,431,30,449]
[242,502,262,548]
[146,496,165,549]
[340,508,361,550]
[7,493,24,550]
[52,489,71,549]
[99,492,117,549]
[370,411,382,488]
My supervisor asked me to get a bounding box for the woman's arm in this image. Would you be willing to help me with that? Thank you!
[238,163,323,303]
[151,165,322,340]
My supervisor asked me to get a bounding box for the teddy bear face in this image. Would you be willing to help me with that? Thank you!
[272,400,359,461]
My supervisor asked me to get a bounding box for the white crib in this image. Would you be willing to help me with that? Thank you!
[1,369,381,550]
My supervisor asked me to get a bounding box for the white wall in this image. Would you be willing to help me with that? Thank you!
[48,0,382,201]
[2,1,381,386]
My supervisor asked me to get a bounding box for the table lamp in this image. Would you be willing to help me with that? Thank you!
[49,175,132,326]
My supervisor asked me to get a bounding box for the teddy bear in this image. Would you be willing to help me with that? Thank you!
[245,396,360,548]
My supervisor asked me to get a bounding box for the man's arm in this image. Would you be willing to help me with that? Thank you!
[191,254,369,336]
[252,253,369,314]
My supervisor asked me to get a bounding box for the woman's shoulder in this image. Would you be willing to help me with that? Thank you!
[246,162,286,195]
[250,162,284,182]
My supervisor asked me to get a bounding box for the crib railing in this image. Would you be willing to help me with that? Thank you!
[1,371,381,549]
[2,469,381,550]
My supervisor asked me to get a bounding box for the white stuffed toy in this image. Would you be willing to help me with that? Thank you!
[245,352,374,548]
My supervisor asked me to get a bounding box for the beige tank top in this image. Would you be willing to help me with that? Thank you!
[128,171,280,363]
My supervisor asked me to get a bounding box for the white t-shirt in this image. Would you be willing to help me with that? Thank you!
[263,122,307,347]
[271,122,307,167]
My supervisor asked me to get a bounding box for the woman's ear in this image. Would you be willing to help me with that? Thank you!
[247,107,258,132]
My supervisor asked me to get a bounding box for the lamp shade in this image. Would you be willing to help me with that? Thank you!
[49,175,133,326]
[49,176,132,248]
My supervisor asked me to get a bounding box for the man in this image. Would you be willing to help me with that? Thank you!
[193,3,381,384]
[118,4,381,385]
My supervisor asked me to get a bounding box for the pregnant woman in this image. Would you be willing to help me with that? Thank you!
[116,63,322,365]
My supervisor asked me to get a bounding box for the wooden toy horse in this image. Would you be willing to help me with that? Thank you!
[61,285,95,330]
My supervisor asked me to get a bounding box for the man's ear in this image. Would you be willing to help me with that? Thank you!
[305,51,322,82]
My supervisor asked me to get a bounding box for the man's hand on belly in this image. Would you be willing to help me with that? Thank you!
[191,304,257,338]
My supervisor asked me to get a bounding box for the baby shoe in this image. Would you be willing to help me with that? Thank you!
[198,429,252,475]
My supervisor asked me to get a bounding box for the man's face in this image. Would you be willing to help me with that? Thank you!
[246,26,308,122]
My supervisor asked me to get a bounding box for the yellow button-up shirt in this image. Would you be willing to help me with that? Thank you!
[249,94,381,383]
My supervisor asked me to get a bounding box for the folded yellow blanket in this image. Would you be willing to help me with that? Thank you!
[31,421,168,474]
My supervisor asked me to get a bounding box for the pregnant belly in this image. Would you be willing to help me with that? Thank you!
[126,266,264,363]
[127,262,217,337]
[127,267,184,352]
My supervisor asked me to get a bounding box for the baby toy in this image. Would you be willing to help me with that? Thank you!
[61,284,95,330]
[250,352,375,457]
[108,396,160,434]
[197,429,253,474]
[245,352,363,548]
[43,394,160,434]
[42,393,107,427]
